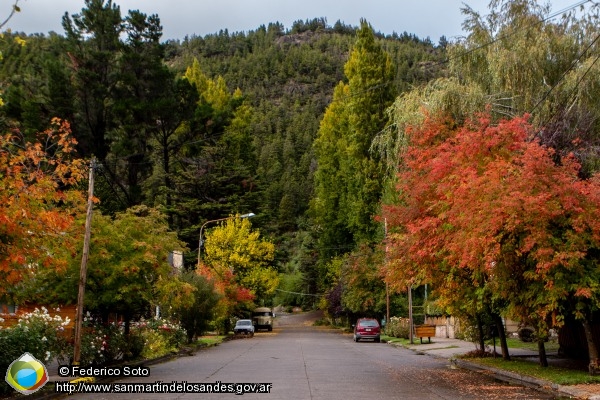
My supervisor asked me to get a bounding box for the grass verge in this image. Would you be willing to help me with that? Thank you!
[485,337,560,352]
[469,357,600,385]
[381,335,410,345]
[196,335,226,347]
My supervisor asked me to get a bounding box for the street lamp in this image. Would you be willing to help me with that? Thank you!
[197,213,255,266]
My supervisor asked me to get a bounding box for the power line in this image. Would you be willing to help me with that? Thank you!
[331,0,595,105]
[531,30,600,113]
[275,288,323,297]
[448,0,593,69]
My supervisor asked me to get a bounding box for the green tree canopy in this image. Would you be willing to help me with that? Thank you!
[32,206,190,326]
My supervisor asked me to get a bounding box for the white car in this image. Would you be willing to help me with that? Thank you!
[234,319,255,336]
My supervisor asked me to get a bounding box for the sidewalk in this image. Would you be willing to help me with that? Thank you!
[390,336,600,400]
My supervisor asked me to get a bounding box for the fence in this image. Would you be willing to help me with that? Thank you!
[424,315,461,338]
[0,304,77,339]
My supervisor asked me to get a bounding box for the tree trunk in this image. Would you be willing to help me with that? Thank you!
[476,314,485,352]
[124,315,131,336]
[493,313,511,361]
[537,340,548,367]
[582,319,600,375]
[162,135,174,228]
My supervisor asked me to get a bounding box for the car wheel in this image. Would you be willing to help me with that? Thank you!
[268,326,272,332]
[354,335,359,342]
[375,337,380,343]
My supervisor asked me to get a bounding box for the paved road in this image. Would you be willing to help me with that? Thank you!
[69,312,557,399]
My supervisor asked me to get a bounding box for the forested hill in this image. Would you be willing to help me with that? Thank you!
[165,19,445,105]
[0,14,446,296]
[160,18,446,231]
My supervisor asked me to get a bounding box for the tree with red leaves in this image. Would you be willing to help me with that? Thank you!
[384,112,600,372]
[0,118,87,301]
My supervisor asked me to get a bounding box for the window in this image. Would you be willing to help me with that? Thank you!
[359,320,378,327]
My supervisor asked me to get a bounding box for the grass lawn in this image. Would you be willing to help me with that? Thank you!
[470,357,600,385]
[485,337,560,352]
[383,334,595,385]
[196,335,226,346]
[381,335,411,345]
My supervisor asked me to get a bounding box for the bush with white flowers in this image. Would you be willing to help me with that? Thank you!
[0,307,70,394]
[385,316,411,339]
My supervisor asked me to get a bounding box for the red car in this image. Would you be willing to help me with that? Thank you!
[353,318,381,342]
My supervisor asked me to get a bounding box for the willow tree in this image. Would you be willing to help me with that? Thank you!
[376,0,600,177]
[453,0,600,174]
[377,0,600,367]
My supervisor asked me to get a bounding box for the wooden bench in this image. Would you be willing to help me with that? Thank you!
[415,324,436,344]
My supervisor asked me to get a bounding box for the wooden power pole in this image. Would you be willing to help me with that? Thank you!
[384,218,390,328]
[73,158,95,365]
[408,285,414,344]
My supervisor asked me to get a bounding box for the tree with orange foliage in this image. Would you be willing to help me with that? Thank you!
[384,112,600,372]
[0,118,86,300]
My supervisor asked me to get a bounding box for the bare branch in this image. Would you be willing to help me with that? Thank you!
[0,0,20,31]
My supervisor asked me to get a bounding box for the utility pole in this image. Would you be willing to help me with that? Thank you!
[408,285,413,344]
[384,218,390,327]
[73,157,95,365]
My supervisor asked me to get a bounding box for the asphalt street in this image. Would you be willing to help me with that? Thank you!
[58,311,558,400]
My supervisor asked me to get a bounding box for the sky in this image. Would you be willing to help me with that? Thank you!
[3,0,592,43]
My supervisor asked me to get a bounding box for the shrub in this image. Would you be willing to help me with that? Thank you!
[313,319,331,326]
[140,329,173,359]
[73,320,127,365]
[148,318,186,349]
[0,307,71,394]
[123,331,145,360]
[455,322,478,342]
[518,327,535,343]
[170,271,220,342]
[385,316,410,339]
[135,318,186,359]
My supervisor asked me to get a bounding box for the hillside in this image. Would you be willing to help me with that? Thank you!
[0,16,446,304]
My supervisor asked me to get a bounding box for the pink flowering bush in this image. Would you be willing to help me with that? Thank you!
[73,317,127,365]
[134,317,186,359]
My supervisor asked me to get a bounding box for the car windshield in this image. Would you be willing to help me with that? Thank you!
[359,320,378,327]
[253,312,271,317]
[237,320,251,326]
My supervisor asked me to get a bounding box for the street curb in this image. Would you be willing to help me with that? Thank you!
[388,341,595,400]
[453,358,585,399]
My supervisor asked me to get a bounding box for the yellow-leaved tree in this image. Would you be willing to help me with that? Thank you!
[200,216,278,332]
[203,217,278,300]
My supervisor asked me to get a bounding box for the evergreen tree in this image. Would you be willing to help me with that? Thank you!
[62,0,123,161]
